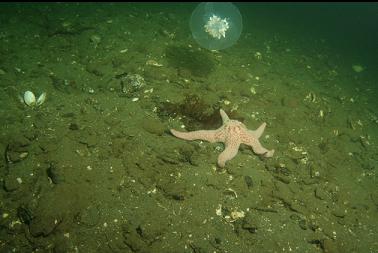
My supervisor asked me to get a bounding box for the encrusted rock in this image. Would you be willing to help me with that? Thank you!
[121,74,146,95]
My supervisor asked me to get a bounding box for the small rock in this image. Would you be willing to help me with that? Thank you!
[244,175,253,188]
[6,151,28,163]
[331,207,346,218]
[90,34,101,45]
[141,117,165,136]
[69,122,79,131]
[122,222,148,252]
[289,201,307,214]
[3,175,21,192]
[29,214,61,237]
[177,145,196,165]
[61,112,75,118]
[86,62,105,77]
[47,163,65,184]
[157,181,187,201]
[10,135,31,148]
[370,192,378,207]
[272,180,293,206]
[290,214,307,230]
[322,238,339,253]
[78,134,97,148]
[78,205,100,227]
[281,97,300,108]
[17,205,33,225]
[23,131,37,141]
[274,174,291,184]
[314,187,329,200]
[241,213,258,233]
[5,136,31,163]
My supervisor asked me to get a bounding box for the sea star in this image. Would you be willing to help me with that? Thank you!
[170,109,274,167]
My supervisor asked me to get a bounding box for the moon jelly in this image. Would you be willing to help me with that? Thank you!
[190,2,243,50]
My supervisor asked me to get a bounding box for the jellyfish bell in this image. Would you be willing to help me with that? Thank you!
[190,2,243,50]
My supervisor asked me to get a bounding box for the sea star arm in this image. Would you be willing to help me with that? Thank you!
[170,128,224,143]
[248,122,266,139]
[243,135,275,158]
[219,109,230,124]
[217,141,240,167]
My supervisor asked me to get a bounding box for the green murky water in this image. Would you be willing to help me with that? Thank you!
[0,3,377,253]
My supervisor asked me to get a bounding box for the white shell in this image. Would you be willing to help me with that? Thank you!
[23,91,36,106]
[36,92,47,106]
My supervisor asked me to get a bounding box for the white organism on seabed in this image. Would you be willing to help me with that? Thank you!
[204,14,229,39]
[20,91,47,107]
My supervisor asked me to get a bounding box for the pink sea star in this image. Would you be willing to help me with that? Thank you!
[170,109,275,167]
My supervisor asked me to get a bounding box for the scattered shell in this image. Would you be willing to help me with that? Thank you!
[22,91,47,107]
[230,210,245,220]
[215,204,222,216]
[144,88,153,93]
[254,52,262,60]
[131,97,139,102]
[224,188,238,199]
[36,92,47,106]
[23,91,36,106]
[305,92,316,102]
[319,110,324,118]
[146,59,163,67]
[19,152,28,159]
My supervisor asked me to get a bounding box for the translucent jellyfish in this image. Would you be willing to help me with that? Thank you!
[190,2,243,50]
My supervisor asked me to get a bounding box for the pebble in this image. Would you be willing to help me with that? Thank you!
[331,207,346,218]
